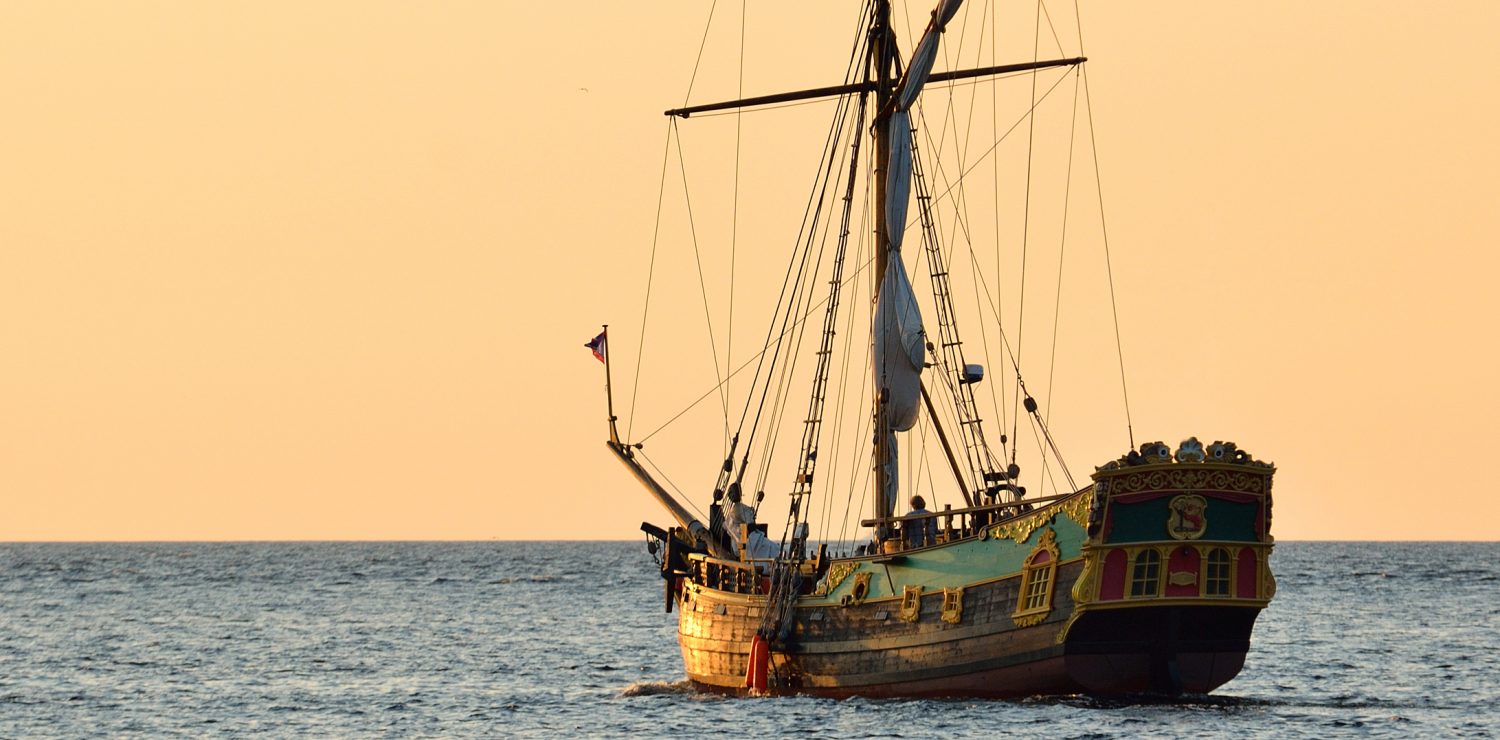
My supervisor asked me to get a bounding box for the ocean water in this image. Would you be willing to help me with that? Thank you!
[0,542,1495,738]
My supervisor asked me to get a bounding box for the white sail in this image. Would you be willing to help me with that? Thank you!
[875,0,963,512]
[874,260,924,431]
[873,262,923,517]
[885,110,914,254]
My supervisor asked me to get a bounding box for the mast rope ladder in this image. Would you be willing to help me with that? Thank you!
[907,124,1005,501]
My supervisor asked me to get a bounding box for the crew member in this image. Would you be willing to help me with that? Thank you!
[905,495,938,548]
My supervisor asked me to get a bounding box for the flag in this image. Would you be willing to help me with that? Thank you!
[585,331,607,364]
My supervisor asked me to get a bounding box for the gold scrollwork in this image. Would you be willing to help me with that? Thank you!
[1060,491,1091,528]
[816,561,858,596]
[1036,527,1058,552]
[1071,551,1099,606]
[1102,467,1268,496]
[991,513,1045,544]
[852,570,876,600]
[1012,612,1047,628]
[1054,611,1083,644]
[991,494,1090,545]
[843,572,873,606]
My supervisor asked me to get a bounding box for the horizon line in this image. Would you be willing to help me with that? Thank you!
[3,538,1497,544]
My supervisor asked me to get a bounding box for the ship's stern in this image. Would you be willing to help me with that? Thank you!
[1060,438,1276,695]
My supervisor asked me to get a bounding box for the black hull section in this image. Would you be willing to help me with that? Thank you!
[1064,605,1262,695]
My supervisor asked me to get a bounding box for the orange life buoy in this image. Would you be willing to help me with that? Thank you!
[745,634,770,692]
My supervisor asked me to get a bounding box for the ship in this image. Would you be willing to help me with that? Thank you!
[594,0,1276,698]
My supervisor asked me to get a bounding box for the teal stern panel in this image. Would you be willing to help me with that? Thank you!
[1105,495,1260,544]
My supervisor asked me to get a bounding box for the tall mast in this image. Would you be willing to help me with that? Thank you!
[651,0,1076,543]
[871,0,896,538]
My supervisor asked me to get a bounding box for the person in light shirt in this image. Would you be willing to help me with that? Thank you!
[904,495,938,549]
[722,485,778,560]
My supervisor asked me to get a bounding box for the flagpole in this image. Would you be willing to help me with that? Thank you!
[601,324,621,444]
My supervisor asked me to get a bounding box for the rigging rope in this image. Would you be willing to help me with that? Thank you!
[627,120,677,442]
[672,119,733,443]
[632,253,878,446]
[680,0,720,108]
[908,9,1017,494]
[637,448,709,523]
[1043,65,1082,436]
[1082,62,1135,449]
[629,0,723,443]
[988,0,1011,465]
[1071,0,1132,450]
[1013,0,1045,469]
[742,82,859,505]
[730,17,871,502]
[727,0,746,457]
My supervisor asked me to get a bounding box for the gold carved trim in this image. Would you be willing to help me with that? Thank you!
[1168,570,1198,587]
[941,587,964,625]
[899,585,923,623]
[1012,611,1047,628]
[1072,596,1270,612]
[1036,527,1059,556]
[815,561,858,596]
[1071,548,1100,607]
[1101,467,1268,496]
[991,492,1091,544]
[991,513,1046,544]
[843,572,872,606]
[1060,491,1091,528]
[1054,611,1083,644]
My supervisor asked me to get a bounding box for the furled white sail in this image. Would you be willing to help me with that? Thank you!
[874,259,924,431]
[884,110,914,254]
[875,0,963,513]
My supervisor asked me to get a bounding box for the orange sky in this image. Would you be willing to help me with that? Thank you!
[2,2,1497,541]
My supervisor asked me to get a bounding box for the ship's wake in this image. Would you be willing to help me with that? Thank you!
[617,680,720,700]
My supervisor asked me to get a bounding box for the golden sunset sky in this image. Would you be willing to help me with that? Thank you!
[3,2,1497,541]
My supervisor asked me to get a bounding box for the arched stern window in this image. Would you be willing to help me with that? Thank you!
[1129,549,1161,598]
[1204,547,1232,597]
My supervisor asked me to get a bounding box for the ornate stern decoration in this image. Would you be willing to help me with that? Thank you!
[1091,437,1275,509]
[1076,436,1278,618]
[1167,494,1209,540]
[1174,437,1206,463]
[1095,437,1273,473]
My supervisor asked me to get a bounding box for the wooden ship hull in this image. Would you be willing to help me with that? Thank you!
[659,445,1275,698]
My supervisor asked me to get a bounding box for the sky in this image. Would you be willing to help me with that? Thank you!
[2,2,1497,541]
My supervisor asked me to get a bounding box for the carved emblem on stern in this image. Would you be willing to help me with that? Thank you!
[1167,494,1208,540]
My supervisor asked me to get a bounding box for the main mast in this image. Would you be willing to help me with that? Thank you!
[870,0,897,540]
[641,0,1084,553]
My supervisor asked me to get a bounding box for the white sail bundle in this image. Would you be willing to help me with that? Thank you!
[874,0,963,515]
